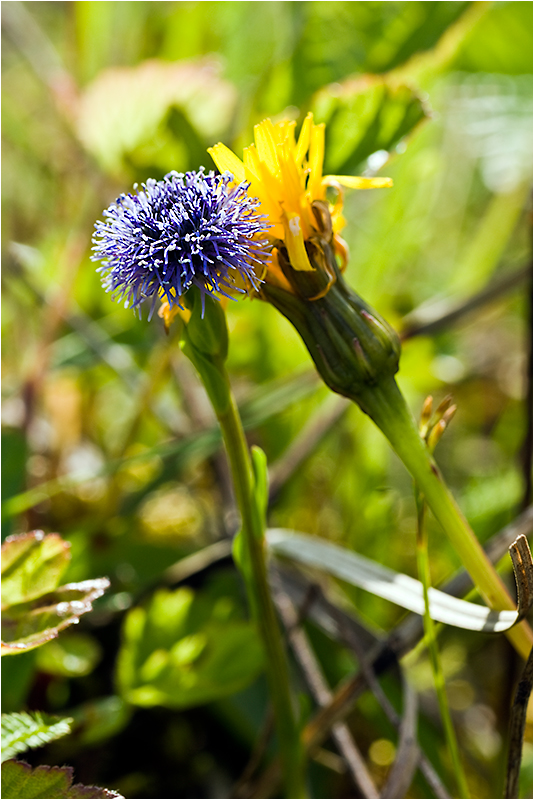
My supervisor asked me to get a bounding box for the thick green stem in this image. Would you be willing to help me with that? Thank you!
[359,375,532,660]
[216,390,306,799]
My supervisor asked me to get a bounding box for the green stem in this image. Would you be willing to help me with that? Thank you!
[216,389,306,799]
[359,375,532,660]
[416,492,470,799]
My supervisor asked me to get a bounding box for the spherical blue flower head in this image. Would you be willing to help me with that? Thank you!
[91,169,270,318]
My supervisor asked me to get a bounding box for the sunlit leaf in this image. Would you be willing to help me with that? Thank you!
[314,77,429,175]
[1,532,110,655]
[1,712,72,762]
[116,587,264,708]
[267,529,519,632]
[1,532,70,607]
[1,760,123,799]
[2,578,110,655]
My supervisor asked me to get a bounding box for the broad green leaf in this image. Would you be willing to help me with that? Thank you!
[116,587,264,709]
[314,78,428,176]
[76,58,236,176]
[1,760,123,799]
[1,532,70,607]
[267,529,519,633]
[1,712,72,762]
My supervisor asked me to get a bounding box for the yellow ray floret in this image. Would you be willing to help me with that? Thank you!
[208,112,392,279]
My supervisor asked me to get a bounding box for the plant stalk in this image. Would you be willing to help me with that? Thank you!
[359,375,532,660]
[216,389,306,799]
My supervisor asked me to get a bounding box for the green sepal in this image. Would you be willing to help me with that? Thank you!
[264,239,400,409]
[183,288,228,361]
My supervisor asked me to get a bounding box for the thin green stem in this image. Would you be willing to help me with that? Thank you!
[359,376,532,660]
[217,390,306,799]
[416,492,470,799]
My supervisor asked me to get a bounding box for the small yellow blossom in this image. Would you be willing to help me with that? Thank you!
[208,112,392,292]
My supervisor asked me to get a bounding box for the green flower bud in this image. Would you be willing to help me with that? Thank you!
[262,240,400,414]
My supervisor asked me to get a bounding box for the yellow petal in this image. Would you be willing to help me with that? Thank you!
[295,112,313,165]
[282,211,314,272]
[308,123,325,201]
[273,119,296,150]
[245,144,284,224]
[207,143,246,183]
[278,142,306,213]
[254,119,280,177]
[324,175,393,189]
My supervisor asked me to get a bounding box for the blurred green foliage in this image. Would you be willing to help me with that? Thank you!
[2,1,532,798]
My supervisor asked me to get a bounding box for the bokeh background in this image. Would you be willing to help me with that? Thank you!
[2,2,532,798]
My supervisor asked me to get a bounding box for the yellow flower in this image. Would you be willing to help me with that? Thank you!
[208,112,392,293]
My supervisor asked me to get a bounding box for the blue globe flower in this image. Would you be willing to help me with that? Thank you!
[92,169,270,318]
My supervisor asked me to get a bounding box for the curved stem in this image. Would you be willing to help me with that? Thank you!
[359,376,532,660]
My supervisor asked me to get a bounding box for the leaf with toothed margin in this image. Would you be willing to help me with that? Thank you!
[1,760,123,799]
[1,532,110,655]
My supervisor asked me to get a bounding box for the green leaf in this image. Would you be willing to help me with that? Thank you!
[1,532,110,655]
[1,577,110,655]
[116,586,264,709]
[267,529,519,633]
[1,760,123,799]
[314,78,429,176]
[1,712,72,762]
[1,532,70,606]
[288,2,470,105]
